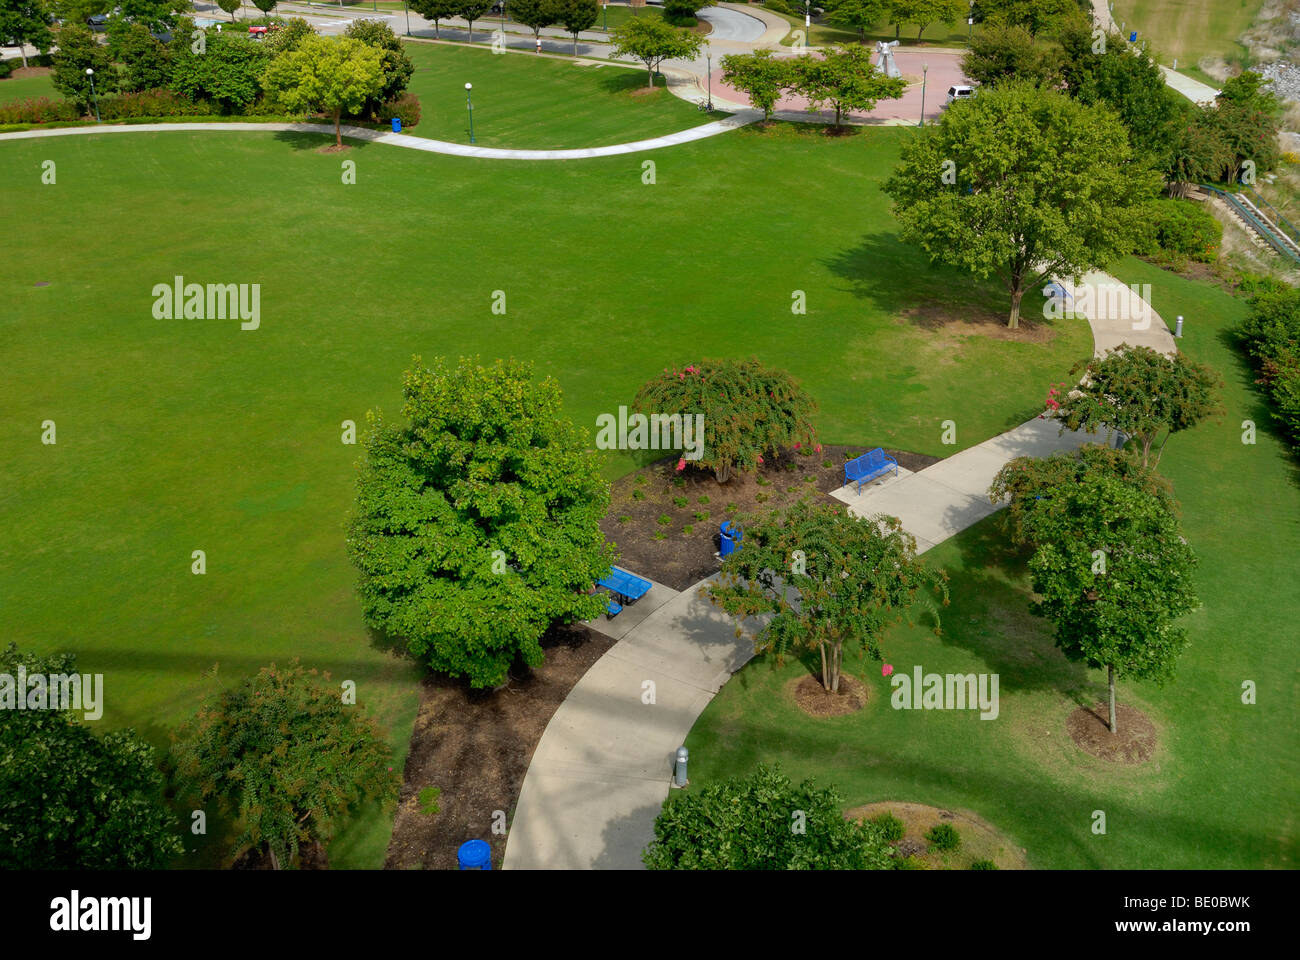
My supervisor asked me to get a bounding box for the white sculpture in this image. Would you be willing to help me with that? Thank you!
[875,40,900,79]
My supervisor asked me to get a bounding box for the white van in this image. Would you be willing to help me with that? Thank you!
[945,85,975,106]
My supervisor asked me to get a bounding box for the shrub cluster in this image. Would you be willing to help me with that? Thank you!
[1134,196,1222,266]
[383,91,422,129]
[926,822,961,852]
[0,96,81,125]
[1238,277,1300,449]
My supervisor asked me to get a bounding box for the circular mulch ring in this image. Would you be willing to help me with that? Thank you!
[844,801,1030,870]
[786,673,868,717]
[1066,702,1157,764]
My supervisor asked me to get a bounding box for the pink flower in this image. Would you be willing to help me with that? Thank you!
[676,458,686,471]
[794,442,802,449]
[757,455,764,465]
[815,444,823,453]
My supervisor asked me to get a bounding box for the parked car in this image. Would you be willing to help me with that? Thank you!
[945,85,975,106]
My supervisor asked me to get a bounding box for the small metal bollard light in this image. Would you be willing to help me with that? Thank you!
[673,746,689,787]
[1175,315,1184,338]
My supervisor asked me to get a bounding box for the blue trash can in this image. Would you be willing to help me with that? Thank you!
[719,521,743,558]
[457,839,491,870]
[391,116,402,133]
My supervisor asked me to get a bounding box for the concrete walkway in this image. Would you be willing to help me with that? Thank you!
[502,273,1176,869]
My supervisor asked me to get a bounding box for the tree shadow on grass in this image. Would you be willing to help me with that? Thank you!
[270,128,379,153]
[1214,325,1300,491]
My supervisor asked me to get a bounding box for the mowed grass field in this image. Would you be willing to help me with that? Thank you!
[0,119,1089,866]
[1112,0,1263,72]
[0,68,59,104]
[685,257,1299,869]
[399,41,719,147]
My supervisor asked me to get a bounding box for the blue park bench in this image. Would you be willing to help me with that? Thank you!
[844,448,899,494]
[596,566,653,618]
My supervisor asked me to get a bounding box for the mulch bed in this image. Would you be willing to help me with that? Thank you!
[1066,702,1157,764]
[384,622,615,870]
[602,443,940,591]
[788,673,868,717]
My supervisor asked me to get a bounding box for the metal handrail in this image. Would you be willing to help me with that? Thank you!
[1200,183,1300,264]
[1246,186,1300,247]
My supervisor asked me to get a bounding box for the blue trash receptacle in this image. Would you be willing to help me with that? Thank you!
[391,116,402,133]
[719,521,743,558]
[457,839,491,870]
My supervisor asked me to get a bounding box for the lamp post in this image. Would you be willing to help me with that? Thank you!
[404,0,411,36]
[602,0,607,31]
[968,0,973,38]
[919,62,928,127]
[705,41,712,111]
[804,0,810,29]
[85,67,100,123]
[465,82,475,143]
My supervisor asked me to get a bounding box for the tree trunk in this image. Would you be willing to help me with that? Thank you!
[1107,664,1117,734]
[1140,435,1154,468]
[1153,430,1172,466]
[573,34,578,55]
[334,109,342,148]
[831,642,842,693]
[269,846,282,871]
[714,462,732,483]
[1007,285,1024,329]
[647,64,654,89]
[820,643,830,692]
[894,23,899,40]
[917,25,925,40]
[20,47,28,69]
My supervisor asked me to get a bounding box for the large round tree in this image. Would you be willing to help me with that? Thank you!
[348,357,615,688]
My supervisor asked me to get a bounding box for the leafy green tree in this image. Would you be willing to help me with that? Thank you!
[250,0,277,14]
[348,357,616,689]
[171,661,398,869]
[0,0,54,68]
[791,43,906,128]
[973,0,1078,36]
[115,0,192,32]
[631,358,818,483]
[644,765,895,869]
[663,0,705,27]
[825,0,889,43]
[261,35,385,146]
[707,500,948,693]
[343,18,414,115]
[171,28,270,110]
[410,0,459,37]
[557,0,597,54]
[457,0,492,41]
[50,22,112,107]
[888,0,964,40]
[264,15,314,54]
[114,20,172,92]
[1054,344,1223,468]
[989,466,1198,734]
[719,48,792,121]
[216,0,240,20]
[988,443,1175,550]
[509,0,559,38]
[610,15,703,89]
[962,22,1060,87]
[883,82,1157,327]
[0,644,183,869]
[1167,105,1230,196]
[1059,27,1185,172]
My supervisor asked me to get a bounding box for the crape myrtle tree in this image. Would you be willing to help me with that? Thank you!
[989,459,1197,734]
[1053,344,1223,468]
[216,0,239,21]
[883,82,1157,328]
[0,0,54,68]
[888,0,965,41]
[610,16,703,89]
[719,48,792,121]
[171,28,272,111]
[0,644,183,869]
[825,0,890,44]
[112,20,172,92]
[264,16,315,54]
[409,0,459,37]
[643,765,895,869]
[706,500,949,694]
[50,22,113,107]
[261,35,385,147]
[972,0,1080,36]
[250,0,277,14]
[632,358,819,483]
[558,0,598,55]
[114,0,193,32]
[171,662,398,869]
[348,357,616,689]
[792,43,906,129]
[457,0,493,41]
[509,0,559,39]
[962,22,1062,88]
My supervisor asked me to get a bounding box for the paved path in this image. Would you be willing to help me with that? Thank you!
[1089,0,1219,105]
[502,273,1176,869]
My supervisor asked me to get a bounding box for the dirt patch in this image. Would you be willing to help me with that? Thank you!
[316,143,350,154]
[1066,702,1157,764]
[787,672,868,717]
[846,801,1030,870]
[603,444,941,592]
[4,66,51,80]
[628,86,662,98]
[899,301,1056,344]
[384,621,615,870]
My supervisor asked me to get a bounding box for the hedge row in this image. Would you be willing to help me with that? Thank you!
[1238,277,1300,449]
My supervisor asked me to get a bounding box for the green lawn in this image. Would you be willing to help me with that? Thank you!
[399,40,719,147]
[768,7,974,48]
[0,68,59,104]
[1112,0,1262,72]
[685,257,1299,869]
[0,119,1089,866]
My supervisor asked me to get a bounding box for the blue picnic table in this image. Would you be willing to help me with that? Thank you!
[597,566,653,610]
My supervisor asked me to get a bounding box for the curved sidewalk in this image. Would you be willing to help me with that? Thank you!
[0,113,760,159]
[502,273,1176,869]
